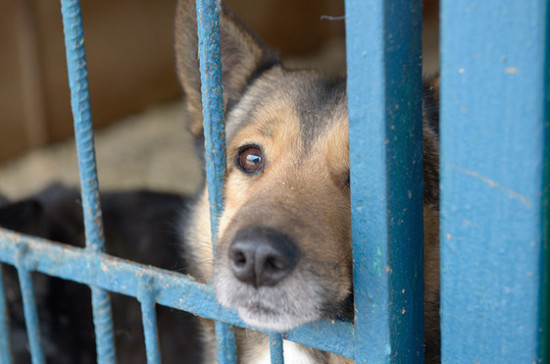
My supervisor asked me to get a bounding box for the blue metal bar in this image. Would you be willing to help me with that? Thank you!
[541,1,550,359]
[60,0,104,255]
[345,0,424,362]
[17,269,43,364]
[15,244,44,364]
[543,19,550,361]
[138,277,161,364]
[194,0,238,362]
[440,0,549,362]
[89,287,115,363]
[59,0,116,362]
[0,229,355,358]
[195,0,226,239]
[215,323,237,364]
[269,333,284,364]
[281,320,354,359]
[0,264,12,364]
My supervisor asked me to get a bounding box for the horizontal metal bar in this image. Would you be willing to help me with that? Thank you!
[281,319,354,360]
[0,228,355,358]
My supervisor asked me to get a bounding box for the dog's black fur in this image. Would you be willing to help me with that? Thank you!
[0,184,202,363]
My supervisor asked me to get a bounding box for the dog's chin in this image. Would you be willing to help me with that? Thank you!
[214,270,330,332]
[236,304,319,332]
[232,292,354,331]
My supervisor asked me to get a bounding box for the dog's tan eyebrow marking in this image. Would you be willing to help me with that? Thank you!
[226,68,347,154]
[260,122,276,138]
[296,76,347,152]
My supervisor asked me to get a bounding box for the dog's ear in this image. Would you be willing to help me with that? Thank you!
[175,0,278,138]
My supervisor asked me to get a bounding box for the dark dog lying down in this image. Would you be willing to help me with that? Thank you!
[0,184,202,364]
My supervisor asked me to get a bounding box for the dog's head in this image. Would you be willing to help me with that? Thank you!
[176,0,352,331]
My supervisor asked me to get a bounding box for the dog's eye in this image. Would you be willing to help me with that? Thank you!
[237,146,264,173]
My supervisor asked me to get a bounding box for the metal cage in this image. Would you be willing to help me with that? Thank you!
[0,0,548,363]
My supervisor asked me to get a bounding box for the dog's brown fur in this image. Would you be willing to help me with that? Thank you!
[176,1,440,362]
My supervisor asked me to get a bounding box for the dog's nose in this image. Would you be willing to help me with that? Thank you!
[228,227,299,287]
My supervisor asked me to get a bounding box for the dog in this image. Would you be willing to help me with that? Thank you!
[175,1,440,362]
[0,184,203,363]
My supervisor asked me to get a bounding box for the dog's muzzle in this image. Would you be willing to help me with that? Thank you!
[215,224,331,331]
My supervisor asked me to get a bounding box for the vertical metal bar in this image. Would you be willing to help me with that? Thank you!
[195,0,226,225]
[59,0,104,253]
[0,265,13,364]
[269,333,284,364]
[543,51,550,364]
[195,0,237,362]
[138,278,161,364]
[345,0,424,362]
[17,268,43,364]
[214,323,237,364]
[440,0,549,362]
[14,244,44,364]
[541,3,550,360]
[59,1,116,363]
[89,286,115,363]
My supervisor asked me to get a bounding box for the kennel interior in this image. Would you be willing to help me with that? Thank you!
[0,0,548,363]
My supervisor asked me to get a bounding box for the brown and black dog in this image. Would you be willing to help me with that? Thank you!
[176,1,440,362]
